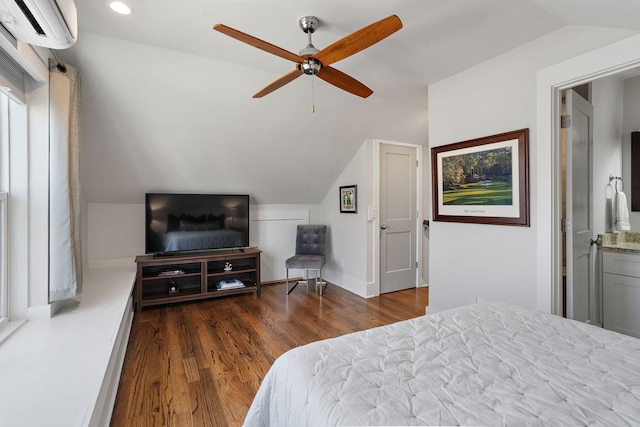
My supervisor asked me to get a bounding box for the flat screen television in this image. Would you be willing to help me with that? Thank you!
[145,193,250,255]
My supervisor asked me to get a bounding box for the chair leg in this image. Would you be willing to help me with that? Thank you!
[299,269,309,284]
[286,268,298,295]
[317,268,326,295]
[316,269,326,285]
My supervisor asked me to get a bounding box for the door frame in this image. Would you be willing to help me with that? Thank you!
[370,140,425,296]
[537,35,640,315]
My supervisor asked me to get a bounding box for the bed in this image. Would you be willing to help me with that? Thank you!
[243,302,640,426]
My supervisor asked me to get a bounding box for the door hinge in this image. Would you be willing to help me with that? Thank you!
[416,160,419,168]
[416,261,418,268]
[562,218,572,233]
[561,115,571,128]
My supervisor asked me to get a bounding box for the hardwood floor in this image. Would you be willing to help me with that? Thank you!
[110,281,429,427]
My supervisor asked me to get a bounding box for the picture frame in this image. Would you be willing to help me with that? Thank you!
[431,128,529,226]
[339,185,357,213]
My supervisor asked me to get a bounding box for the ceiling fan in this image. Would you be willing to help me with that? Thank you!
[213,15,402,99]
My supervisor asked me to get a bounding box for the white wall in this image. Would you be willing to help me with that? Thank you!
[86,203,145,267]
[249,204,319,282]
[623,75,640,230]
[428,26,637,312]
[318,142,369,297]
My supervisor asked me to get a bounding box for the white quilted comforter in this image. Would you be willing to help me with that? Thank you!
[243,302,640,426]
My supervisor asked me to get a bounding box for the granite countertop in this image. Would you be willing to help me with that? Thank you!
[600,232,640,253]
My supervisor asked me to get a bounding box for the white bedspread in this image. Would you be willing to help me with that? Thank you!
[244,302,640,426]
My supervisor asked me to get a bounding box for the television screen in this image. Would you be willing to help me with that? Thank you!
[145,193,250,254]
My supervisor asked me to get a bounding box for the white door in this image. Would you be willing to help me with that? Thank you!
[380,143,417,293]
[565,89,594,322]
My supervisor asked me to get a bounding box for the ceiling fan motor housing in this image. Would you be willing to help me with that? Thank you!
[299,16,319,33]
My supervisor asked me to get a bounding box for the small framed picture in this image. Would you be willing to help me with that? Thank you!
[340,185,357,213]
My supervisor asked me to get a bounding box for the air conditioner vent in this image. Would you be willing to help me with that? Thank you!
[15,0,45,36]
[0,0,76,49]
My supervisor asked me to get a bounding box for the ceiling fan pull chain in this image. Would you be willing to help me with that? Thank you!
[311,73,315,113]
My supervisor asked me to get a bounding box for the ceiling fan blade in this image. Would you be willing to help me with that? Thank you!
[214,24,303,63]
[317,66,373,98]
[253,68,304,98]
[314,15,402,66]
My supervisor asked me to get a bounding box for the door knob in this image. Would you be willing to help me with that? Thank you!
[380,224,387,230]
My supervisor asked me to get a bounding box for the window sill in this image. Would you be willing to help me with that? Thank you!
[0,319,26,345]
[0,263,136,427]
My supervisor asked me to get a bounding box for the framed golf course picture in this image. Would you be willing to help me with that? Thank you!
[431,128,529,226]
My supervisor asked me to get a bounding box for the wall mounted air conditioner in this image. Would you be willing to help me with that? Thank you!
[0,0,77,49]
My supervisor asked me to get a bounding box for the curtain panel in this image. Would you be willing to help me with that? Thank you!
[49,60,82,302]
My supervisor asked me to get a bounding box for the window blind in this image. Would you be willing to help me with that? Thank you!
[0,45,27,103]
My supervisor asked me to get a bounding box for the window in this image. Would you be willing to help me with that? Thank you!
[0,93,7,326]
[0,42,44,338]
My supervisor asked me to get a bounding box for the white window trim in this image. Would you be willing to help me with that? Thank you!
[0,192,7,320]
[0,93,21,342]
[0,192,9,320]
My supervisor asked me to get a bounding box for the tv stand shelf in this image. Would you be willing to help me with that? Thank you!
[135,247,261,313]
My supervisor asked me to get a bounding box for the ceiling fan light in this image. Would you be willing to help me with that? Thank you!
[301,58,321,75]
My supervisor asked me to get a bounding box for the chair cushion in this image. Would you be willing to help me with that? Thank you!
[296,225,327,256]
[285,254,325,270]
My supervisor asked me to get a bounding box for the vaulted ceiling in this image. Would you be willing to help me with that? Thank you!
[60,0,640,204]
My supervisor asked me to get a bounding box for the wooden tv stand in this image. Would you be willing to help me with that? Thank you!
[134,248,261,313]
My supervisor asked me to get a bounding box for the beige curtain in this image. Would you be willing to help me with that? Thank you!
[49,59,82,302]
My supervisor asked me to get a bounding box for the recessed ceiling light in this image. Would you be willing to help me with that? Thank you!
[109,1,133,15]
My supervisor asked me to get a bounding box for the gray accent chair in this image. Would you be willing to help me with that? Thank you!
[285,225,327,295]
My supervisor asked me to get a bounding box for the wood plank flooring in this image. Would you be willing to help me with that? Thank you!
[110,282,429,427]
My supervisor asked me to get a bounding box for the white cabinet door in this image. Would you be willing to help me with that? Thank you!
[603,272,640,338]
